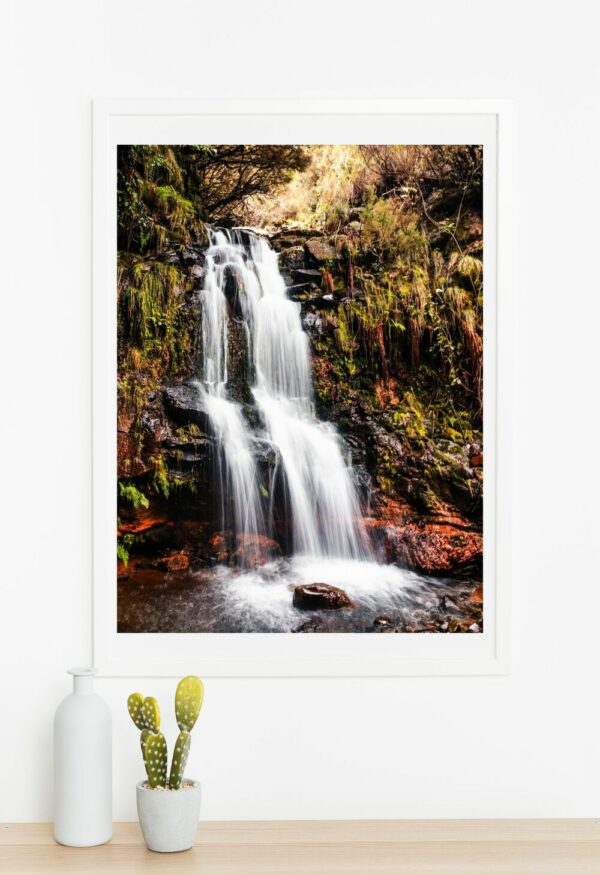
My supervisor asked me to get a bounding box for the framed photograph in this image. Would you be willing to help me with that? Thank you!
[93,99,512,676]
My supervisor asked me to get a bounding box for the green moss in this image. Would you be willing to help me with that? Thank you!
[118,482,149,509]
[118,146,205,253]
[119,260,192,371]
[150,454,170,499]
[176,423,204,442]
[392,390,428,442]
[117,542,129,567]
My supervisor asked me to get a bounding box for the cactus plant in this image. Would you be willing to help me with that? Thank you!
[127,676,204,790]
[144,731,168,788]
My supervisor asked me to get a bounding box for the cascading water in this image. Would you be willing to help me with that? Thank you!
[197,232,265,547]
[199,228,370,562]
[183,227,432,632]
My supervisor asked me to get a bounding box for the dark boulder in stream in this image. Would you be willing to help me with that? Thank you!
[293,583,355,610]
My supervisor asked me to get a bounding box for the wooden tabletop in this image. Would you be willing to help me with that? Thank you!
[2,820,599,874]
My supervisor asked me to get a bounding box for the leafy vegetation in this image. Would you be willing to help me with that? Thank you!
[273,146,485,413]
[118,145,308,253]
[118,258,193,376]
[118,482,149,510]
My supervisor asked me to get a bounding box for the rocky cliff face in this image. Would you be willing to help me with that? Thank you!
[117,227,482,582]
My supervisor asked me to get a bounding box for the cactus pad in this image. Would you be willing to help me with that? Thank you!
[142,696,161,732]
[140,728,151,774]
[127,693,146,730]
[175,675,204,732]
[169,730,191,789]
[143,732,168,788]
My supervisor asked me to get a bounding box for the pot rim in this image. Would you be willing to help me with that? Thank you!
[136,778,200,792]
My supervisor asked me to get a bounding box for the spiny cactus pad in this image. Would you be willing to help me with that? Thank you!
[175,675,204,732]
[144,731,168,788]
[169,730,191,790]
[142,696,161,732]
[127,693,146,730]
[140,728,151,776]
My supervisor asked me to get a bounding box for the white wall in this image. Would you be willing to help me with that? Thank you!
[2,0,600,822]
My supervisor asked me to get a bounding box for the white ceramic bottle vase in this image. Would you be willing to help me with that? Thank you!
[53,667,112,846]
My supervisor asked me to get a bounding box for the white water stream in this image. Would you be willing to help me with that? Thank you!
[199,228,369,561]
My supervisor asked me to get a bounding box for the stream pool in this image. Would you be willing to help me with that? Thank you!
[118,556,482,633]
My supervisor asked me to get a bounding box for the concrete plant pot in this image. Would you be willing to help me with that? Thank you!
[136,780,201,852]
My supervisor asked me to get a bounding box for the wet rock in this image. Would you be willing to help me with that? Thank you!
[135,550,191,575]
[439,595,460,613]
[311,294,336,310]
[373,615,394,628]
[180,246,201,266]
[118,424,152,478]
[222,264,246,319]
[469,623,481,633]
[338,398,482,518]
[278,246,305,272]
[287,283,320,301]
[118,405,170,479]
[293,618,324,633]
[365,498,483,576]
[230,534,281,568]
[470,453,483,467]
[117,560,129,579]
[162,249,181,265]
[270,228,315,249]
[303,312,324,334]
[189,264,205,288]
[293,583,355,610]
[118,514,169,537]
[351,463,373,494]
[252,437,279,468]
[163,383,206,428]
[225,317,252,403]
[161,429,209,453]
[136,519,213,557]
[305,237,336,265]
[208,533,229,564]
[292,268,322,284]
[150,551,190,573]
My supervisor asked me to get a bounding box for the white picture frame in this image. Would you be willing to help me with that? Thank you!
[93,99,513,677]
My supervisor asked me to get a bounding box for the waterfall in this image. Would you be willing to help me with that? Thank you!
[199,228,370,562]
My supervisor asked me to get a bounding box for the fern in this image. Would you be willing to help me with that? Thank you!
[118,482,149,510]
